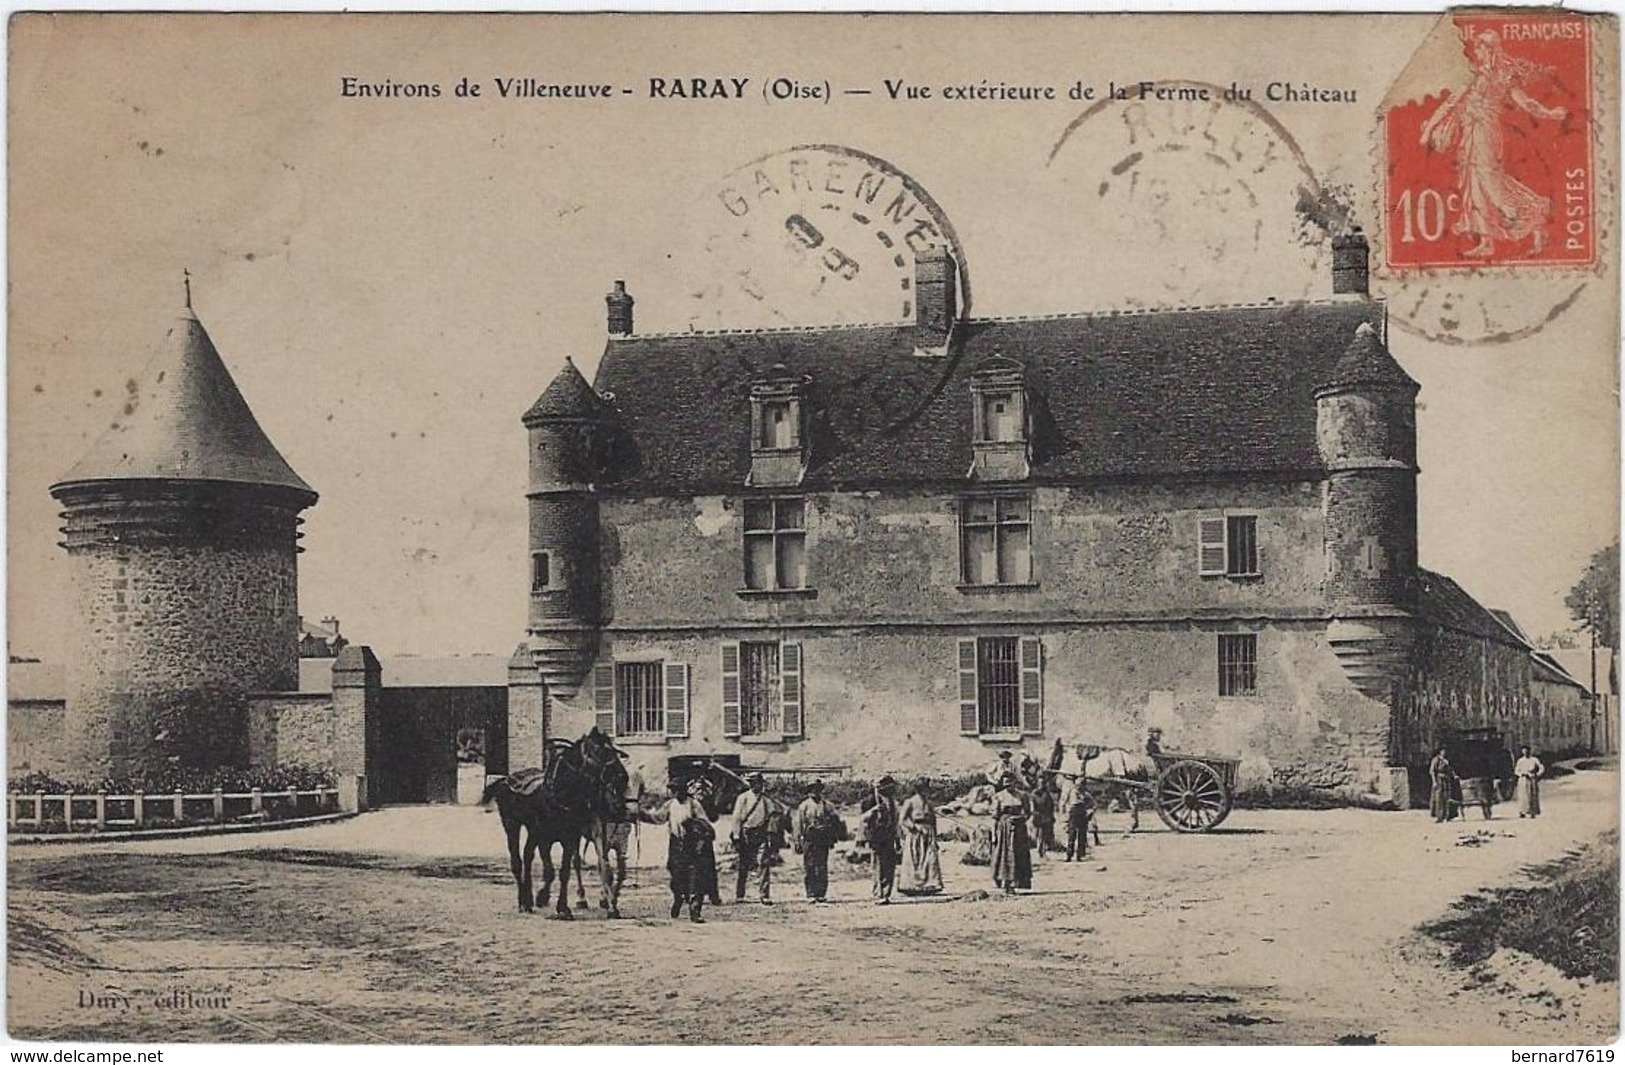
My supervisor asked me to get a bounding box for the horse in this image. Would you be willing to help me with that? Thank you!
[480,728,627,917]
[1061,743,1158,832]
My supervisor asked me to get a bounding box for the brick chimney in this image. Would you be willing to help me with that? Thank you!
[606,280,634,336]
[1332,227,1370,296]
[914,247,958,338]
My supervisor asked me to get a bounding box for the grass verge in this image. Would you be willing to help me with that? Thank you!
[1419,830,1618,983]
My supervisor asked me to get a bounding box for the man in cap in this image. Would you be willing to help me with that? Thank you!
[731,771,776,904]
[666,778,714,922]
[792,780,843,903]
[860,776,902,904]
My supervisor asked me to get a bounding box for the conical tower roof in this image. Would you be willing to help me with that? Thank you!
[523,357,606,424]
[1318,322,1418,394]
[53,292,315,500]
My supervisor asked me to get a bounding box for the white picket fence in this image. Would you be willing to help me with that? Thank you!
[7,787,339,832]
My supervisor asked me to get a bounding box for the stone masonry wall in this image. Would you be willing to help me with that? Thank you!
[551,621,1391,797]
[64,540,299,778]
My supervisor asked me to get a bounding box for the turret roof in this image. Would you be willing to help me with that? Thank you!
[1319,321,1418,393]
[53,299,315,500]
[523,357,606,422]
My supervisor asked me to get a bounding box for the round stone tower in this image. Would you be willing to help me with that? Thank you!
[1316,320,1421,700]
[522,354,608,701]
[49,284,317,780]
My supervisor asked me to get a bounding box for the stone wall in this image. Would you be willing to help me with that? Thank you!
[246,693,336,770]
[551,620,1391,796]
[600,480,1328,627]
[64,540,300,778]
[1395,625,1533,766]
[8,700,66,776]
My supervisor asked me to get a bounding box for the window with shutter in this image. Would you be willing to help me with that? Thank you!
[593,662,616,736]
[615,661,664,736]
[664,662,690,738]
[781,641,803,738]
[1198,517,1228,576]
[1019,636,1044,735]
[958,638,980,735]
[721,642,742,737]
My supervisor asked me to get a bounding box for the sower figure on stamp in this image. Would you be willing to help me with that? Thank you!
[731,772,775,904]
[1419,29,1568,258]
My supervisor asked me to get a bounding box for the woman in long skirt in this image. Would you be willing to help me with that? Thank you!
[1428,748,1456,823]
[991,774,1032,895]
[899,779,944,895]
[1514,745,1544,818]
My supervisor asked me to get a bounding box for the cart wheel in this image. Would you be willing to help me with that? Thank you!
[1154,760,1232,832]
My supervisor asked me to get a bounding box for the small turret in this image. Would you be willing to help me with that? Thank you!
[1316,321,1420,700]
[522,357,611,701]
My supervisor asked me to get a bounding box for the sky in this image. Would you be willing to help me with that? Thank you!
[7,12,1619,660]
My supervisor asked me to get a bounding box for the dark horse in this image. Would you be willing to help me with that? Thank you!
[480,729,627,918]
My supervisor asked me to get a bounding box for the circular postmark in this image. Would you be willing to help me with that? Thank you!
[678,144,971,334]
[1047,81,1346,311]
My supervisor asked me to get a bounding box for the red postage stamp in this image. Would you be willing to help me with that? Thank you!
[1385,12,1594,268]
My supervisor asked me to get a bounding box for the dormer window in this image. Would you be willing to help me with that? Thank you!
[968,354,1030,481]
[748,365,809,488]
[980,393,1022,443]
[760,400,796,450]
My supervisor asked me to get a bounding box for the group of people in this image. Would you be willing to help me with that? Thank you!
[1428,743,1547,823]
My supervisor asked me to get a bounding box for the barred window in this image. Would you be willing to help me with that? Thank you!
[531,552,551,592]
[740,641,782,737]
[1218,634,1257,697]
[744,498,807,590]
[615,662,665,736]
[977,636,1022,734]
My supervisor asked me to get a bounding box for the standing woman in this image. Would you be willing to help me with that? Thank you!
[899,778,944,896]
[1429,747,1456,823]
[1514,745,1545,818]
[991,772,1033,895]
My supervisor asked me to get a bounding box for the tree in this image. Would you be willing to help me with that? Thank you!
[1565,540,1619,651]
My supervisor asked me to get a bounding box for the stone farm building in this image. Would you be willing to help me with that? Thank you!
[8,239,1594,811]
[525,237,1591,804]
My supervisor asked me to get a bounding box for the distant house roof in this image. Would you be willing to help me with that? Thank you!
[581,299,1387,494]
[52,303,315,501]
[7,661,65,703]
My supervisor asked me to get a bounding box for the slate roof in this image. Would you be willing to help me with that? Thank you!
[523,357,606,423]
[53,306,315,500]
[586,299,1387,494]
[1415,569,1531,647]
[1319,321,1418,393]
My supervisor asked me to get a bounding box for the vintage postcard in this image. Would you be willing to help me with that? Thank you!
[6,10,1620,1051]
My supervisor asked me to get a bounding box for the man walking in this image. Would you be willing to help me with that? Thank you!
[731,772,775,904]
[793,780,842,902]
[861,776,902,905]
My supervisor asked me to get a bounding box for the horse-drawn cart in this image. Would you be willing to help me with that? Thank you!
[1077,748,1241,833]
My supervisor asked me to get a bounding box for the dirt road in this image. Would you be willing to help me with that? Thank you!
[8,765,1618,1044]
